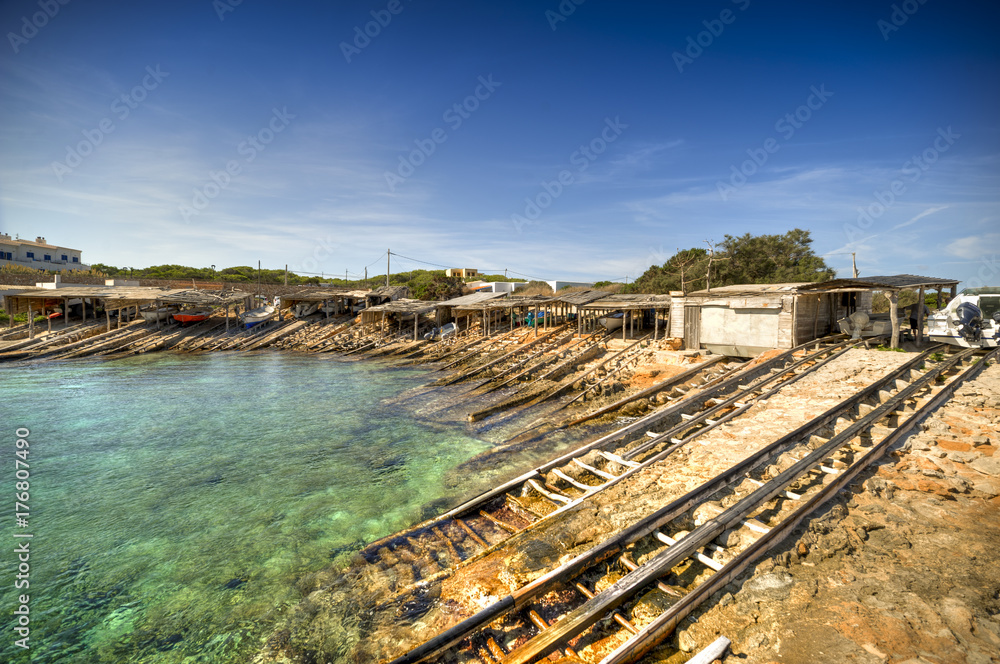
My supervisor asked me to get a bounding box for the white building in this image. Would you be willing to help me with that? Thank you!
[0,234,87,271]
[546,280,594,292]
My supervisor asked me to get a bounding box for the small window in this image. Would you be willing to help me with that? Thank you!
[72,257,79,263]
[62,254,68,261]
[26,251,34,258]
[44,254,51,261]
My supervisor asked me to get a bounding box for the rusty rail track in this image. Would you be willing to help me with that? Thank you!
[388,344,993,664]
[335,340,850,641]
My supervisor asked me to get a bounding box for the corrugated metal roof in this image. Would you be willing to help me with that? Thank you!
[798,275,959,290]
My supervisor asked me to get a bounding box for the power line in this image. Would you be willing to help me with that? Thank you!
[388,251,453,270]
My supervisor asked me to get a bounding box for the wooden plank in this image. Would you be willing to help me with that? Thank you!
[562,356,725,428]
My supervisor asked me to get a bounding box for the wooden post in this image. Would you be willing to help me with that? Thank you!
[623,311,627,341]
[324,300,329,319]
[28,301,34,339]
[48,309,52,333]
[936,288,944,310]
[106,307,111,332]
[156,300,161,330]
[226,305,230,332]
[915,286,925,346]
[654,308,659,341]
[81,297,86,322]
[534,305,538,338]
[413,312,418,341]
[888,291,900,349]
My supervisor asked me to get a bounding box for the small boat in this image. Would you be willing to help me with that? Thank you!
[836,312,894,339]
[140,306,177,323]
[173,309,212,324]
[423,322,458,340]
[240,305,275,329]
[48,310,63,320]
[293,302,319,318]
[927,288,1000,348]
[599,312,625,331]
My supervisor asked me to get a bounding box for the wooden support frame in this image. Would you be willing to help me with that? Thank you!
[888,291,899,349]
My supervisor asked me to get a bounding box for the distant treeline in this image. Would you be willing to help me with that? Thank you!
[86,264,526,301]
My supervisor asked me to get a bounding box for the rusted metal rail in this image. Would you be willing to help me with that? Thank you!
[388,344,990,664]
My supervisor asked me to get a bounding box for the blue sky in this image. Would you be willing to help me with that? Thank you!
[1,0,998,287]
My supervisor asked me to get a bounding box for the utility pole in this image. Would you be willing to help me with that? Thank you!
[386,248,390,288]
[284,264,288,286]
[364,267,368,288]
[852,252,858,278]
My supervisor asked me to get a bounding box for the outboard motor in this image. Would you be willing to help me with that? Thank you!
[954,302,983,343]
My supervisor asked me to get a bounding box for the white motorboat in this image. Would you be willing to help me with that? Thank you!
[927,288,1000,348]
[293,302,319,318]
[599,312,625,331]
[240,305,276,329]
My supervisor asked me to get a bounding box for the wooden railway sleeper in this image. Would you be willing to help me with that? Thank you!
[572,458,617,481]
[526,610,581,661]
[573,581,640,635]
[527,479,572,505]
[552,468,597,494]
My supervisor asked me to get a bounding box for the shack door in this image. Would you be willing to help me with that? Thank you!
[684,305,701,350]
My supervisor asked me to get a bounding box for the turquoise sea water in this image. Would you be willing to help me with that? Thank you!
[0,353,492,663]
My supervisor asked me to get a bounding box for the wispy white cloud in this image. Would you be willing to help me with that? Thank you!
[890,205,949,231]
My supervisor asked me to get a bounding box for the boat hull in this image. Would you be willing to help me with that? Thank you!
[173,311,211,324]
[141,309,175,323]
[240,305,275,329]
[927,289,1000,349]
[599,315,625,331]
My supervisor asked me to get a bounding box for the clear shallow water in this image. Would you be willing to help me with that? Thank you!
[0,353,491,663]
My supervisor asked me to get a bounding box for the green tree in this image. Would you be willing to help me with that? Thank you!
[632,229,834,294]
[717,229,834,285]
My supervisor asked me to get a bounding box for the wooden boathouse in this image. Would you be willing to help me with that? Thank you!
[672,274,960,355]
[1,285,253,337]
